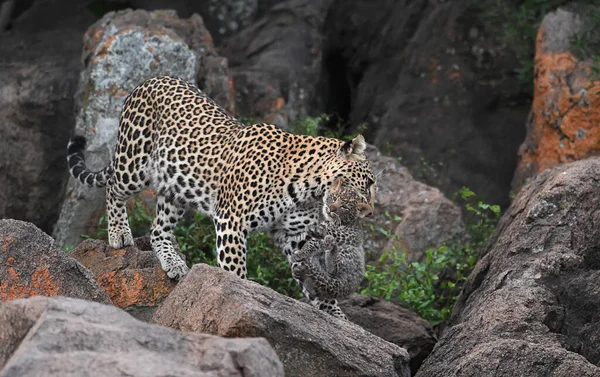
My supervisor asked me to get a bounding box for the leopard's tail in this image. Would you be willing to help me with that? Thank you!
[67,136,114,187]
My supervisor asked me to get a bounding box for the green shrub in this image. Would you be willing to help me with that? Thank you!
[361,187,500,326]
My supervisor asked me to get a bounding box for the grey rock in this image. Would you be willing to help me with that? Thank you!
[53,9,233,249]
[0,296,284,377]
[152,263,411,377]
[0,0,95,233]
[415,158,600,376]
[365,145,467,262]
[220,0,332,128]
[340,294,437,376]
[0,219,111,305]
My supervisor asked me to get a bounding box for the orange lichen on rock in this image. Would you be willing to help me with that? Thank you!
[71,239,177,310]
[513,21,600,193]
[1,260,61,302]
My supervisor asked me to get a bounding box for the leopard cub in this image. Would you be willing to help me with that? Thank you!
[290,178,372,300]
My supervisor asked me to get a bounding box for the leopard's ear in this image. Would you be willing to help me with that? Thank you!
[331,177,343,193]
[340,135,367,161]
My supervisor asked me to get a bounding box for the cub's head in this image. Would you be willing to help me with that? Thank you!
[324,178,373,226]
[331,135,377,209]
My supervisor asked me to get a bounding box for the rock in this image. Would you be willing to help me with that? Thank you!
[152,264,411,377]
[0,296,284,377]
[415,158,600,376]
[320,0,529,209]
[0,219,110,305]
[512,6,600,195]
[0,0,96,233]
[53,9,234,249]
[340,294,437,376]
[69,237,179,322]
[219,0,332,128]
[365,145,467,262]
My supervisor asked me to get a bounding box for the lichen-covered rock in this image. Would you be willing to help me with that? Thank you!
[415,158,600,376]
[365,145,466,262]
[340,295,437,376]
[69,237,179,322]
[0,296,284,377]
[53,9,234,249]
[513,6,600,194]
[152,264,411,377]
[220,0,332,128]
[0,219,111,305]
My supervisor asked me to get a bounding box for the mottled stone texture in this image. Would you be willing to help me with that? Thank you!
[513,6,600,194]
[0,219,111,305]
[153,264,411,377]
[0,296,284,377]
[416,158,600,376]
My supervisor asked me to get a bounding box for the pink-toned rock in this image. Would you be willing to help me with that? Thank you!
[152,263,410,377]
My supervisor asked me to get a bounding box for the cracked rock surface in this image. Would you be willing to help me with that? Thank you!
[416,157,600,376]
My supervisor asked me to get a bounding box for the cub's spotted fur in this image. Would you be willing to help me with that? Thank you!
[290,179,370,303]
[67,76,376,316]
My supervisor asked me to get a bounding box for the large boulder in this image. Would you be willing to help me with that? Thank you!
[0,296,284,377]
[152,264,411,377]
[0,0,96,233]
[365,145,466,262]
[339,294,437,376]
[0,219,110,305]
[415,158,600,376]
[219,0,332,127]
[69,237,179,322]
[320,0,529,209]
[512,6,600,195]
[53,9,234,249]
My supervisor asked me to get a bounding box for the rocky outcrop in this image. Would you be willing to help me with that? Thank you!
[152,264,411,377]
[416,158,600,376]
[53,9,234,249]
[513,6,600,195]
[0,0,96,233]
[0,219,110,304]
[320,0,529,209]
[69,237,180,321]
[340,294,437,376]
[365,145,466,262]
[0,296,284,377]
[219,0,332,127]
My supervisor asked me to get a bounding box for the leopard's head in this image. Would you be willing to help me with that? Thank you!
[323,177,373,226]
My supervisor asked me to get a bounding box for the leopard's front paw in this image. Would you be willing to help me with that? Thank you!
[166,261,190,280]
[322,235,336,251]
[108,227,134,248]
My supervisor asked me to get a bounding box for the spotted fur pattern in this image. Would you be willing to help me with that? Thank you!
[290,180,370,313]
[67,76,376,316]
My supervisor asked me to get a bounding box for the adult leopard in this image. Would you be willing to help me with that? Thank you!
[67,76,376,317]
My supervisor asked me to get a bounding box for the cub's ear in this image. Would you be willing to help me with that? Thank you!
[358,203,373,218]
[340,135,367,161]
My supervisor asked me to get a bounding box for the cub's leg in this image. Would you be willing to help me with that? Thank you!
[151,195,189,279]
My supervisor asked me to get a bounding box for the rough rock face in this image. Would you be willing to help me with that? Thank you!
[0,296,284,377]
[53,9,234,249]
[152,264,410,377]
[416,158,600,376]
[321,0,529,209]
[365,145,466,262]
[0,0,95,232]
[219,0,332,127]
[513,6,600,195]
[0,219,110,305]
[69,237,179,321]
[339,294,437,376]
